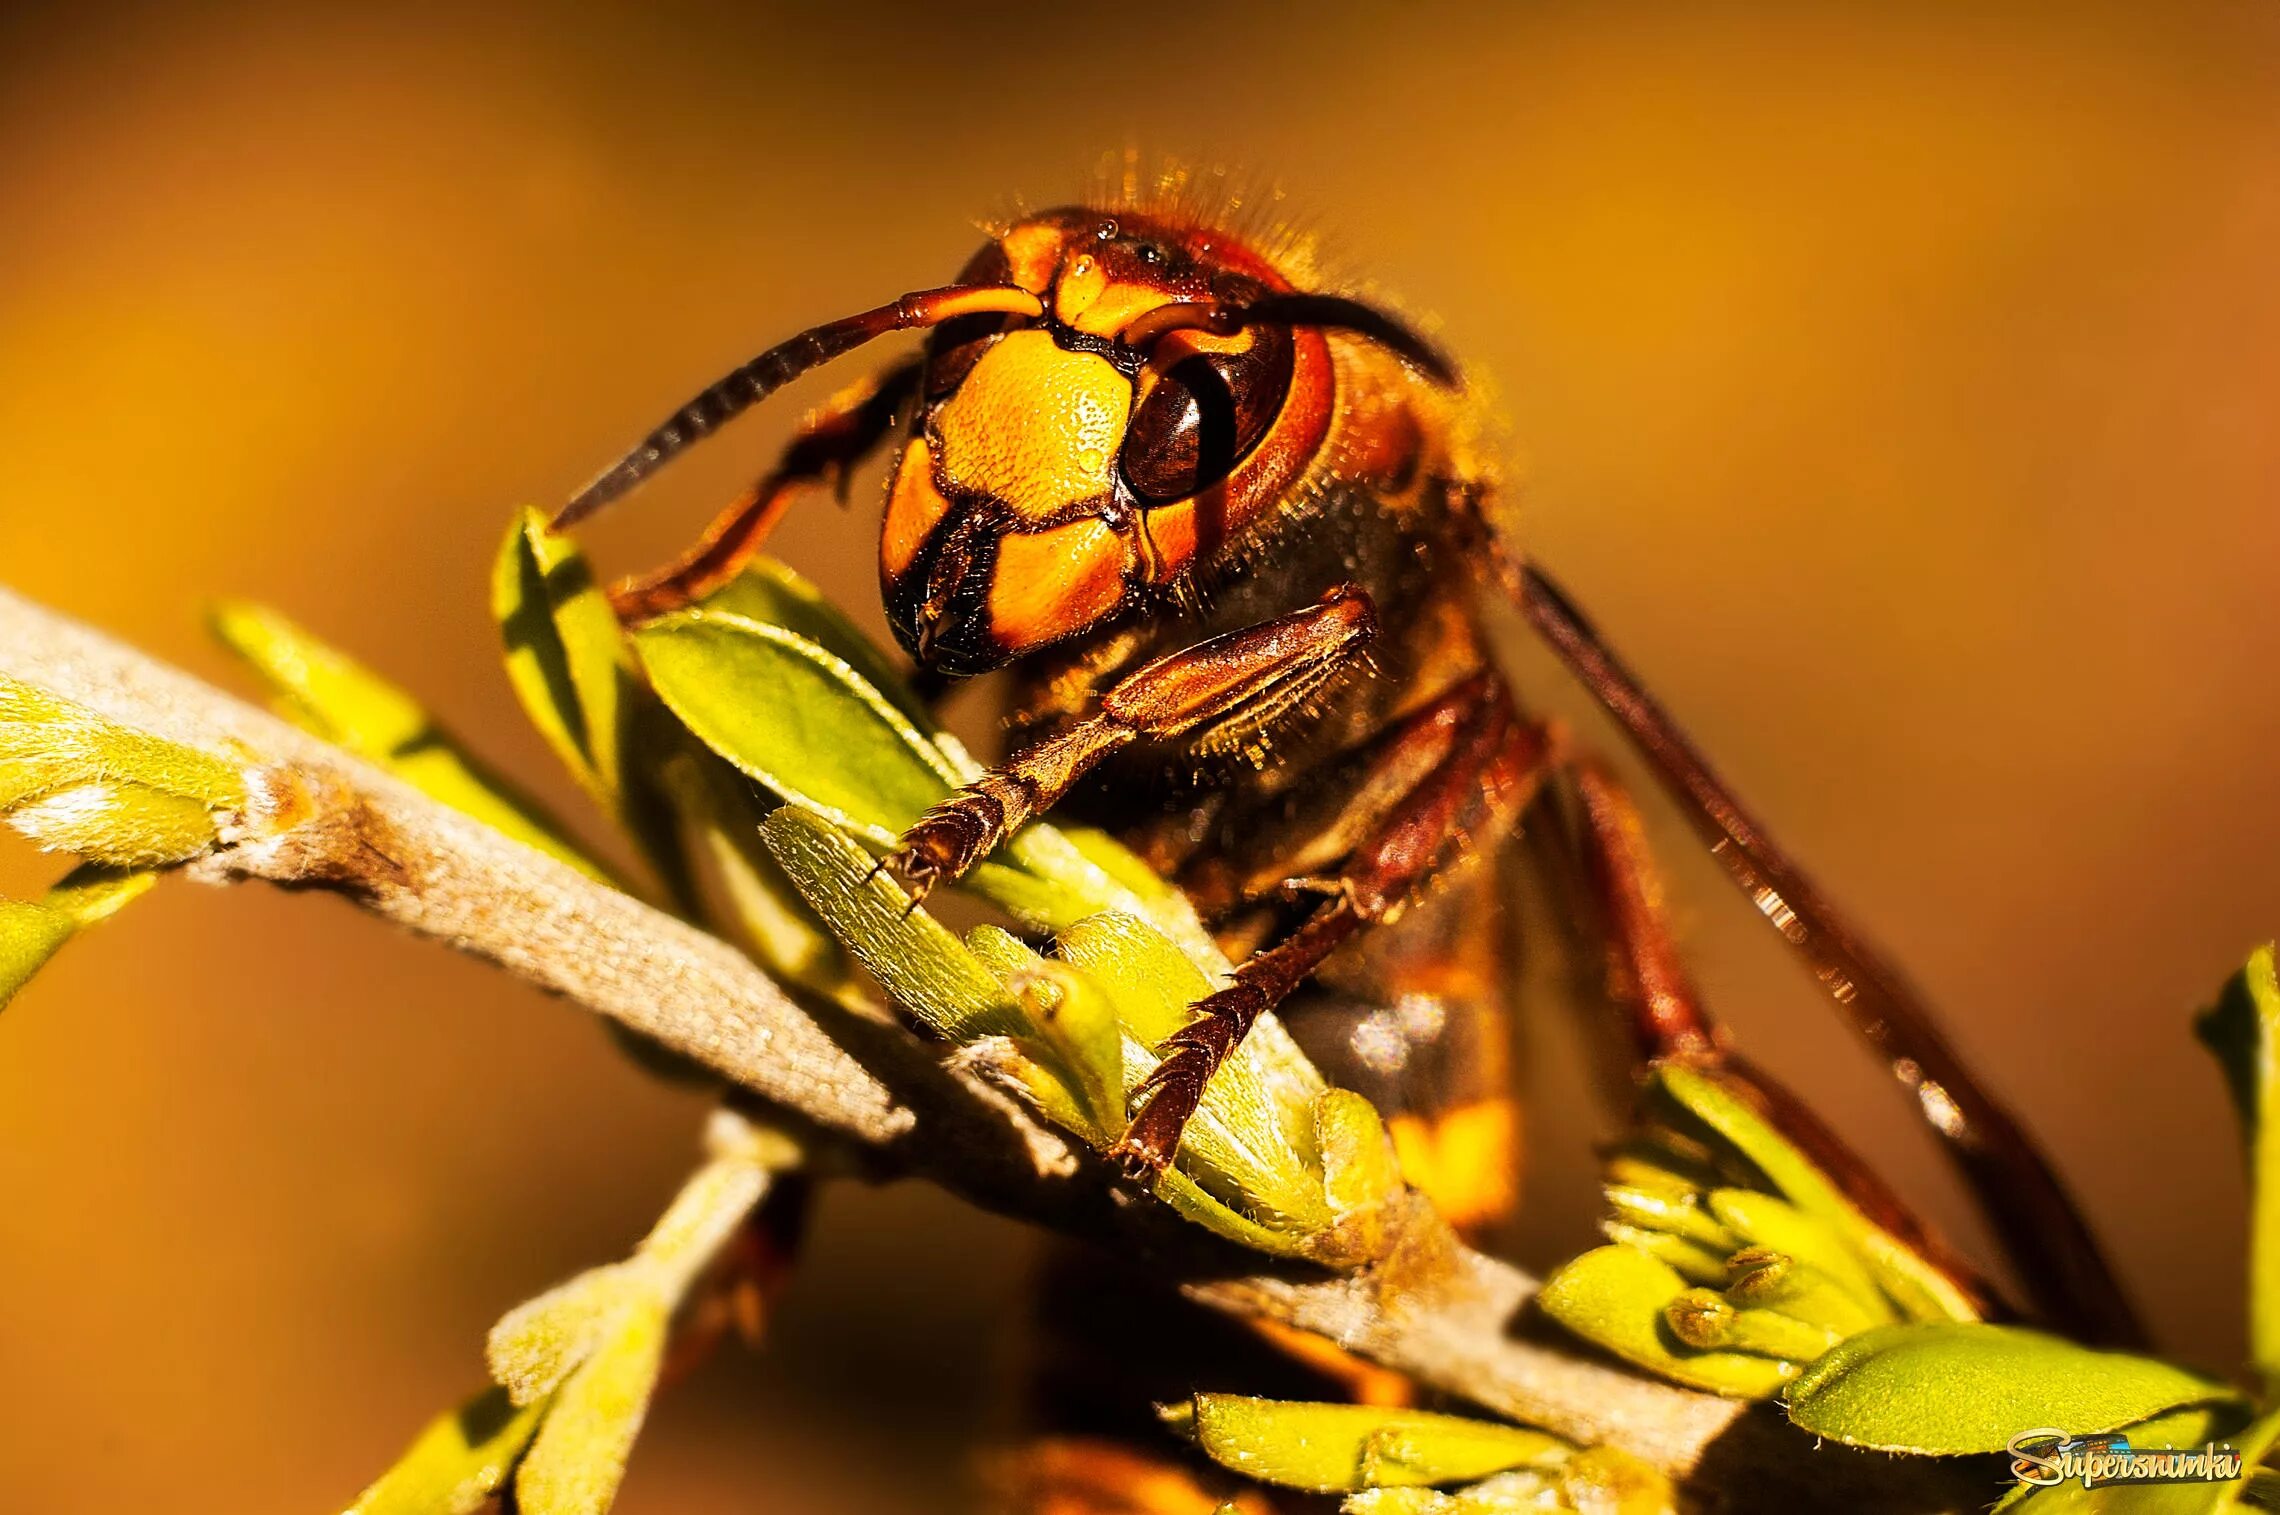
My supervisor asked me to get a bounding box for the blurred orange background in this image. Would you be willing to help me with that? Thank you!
[2,2,2276,1509]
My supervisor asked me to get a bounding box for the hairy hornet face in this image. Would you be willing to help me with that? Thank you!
[881,208,1335,676]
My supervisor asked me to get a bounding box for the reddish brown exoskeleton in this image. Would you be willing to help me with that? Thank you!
[556,192,1549,1198]
[551,177,2142,1354]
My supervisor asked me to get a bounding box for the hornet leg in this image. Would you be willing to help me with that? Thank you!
[886,585,1379,900]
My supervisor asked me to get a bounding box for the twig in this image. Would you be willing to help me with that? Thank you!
[0,585,1982,1511]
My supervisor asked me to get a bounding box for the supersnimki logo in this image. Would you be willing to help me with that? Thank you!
[2007,1428,2245,1490]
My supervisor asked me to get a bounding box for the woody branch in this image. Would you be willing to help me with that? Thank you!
[0,585,1979,1512]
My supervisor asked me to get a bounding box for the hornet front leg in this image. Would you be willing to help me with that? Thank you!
[884,585,1380,901]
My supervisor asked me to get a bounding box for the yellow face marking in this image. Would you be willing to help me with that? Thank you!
[998,223,1064,293]
[985,517,1131,651]
[879,438,951,580]
[1054,255,1181,339]
[934,330,1130,522]
[1052,251,1107,326]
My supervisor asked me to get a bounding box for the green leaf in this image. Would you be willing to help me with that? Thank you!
[494,508,630,805]
[512,1291,669,1515]
[1151,1167,1321,1258]
[1721,1250,1883,1338]
[1600,1223,1731,1286]
[345,1383,549,1515]
[210,599,610,880]
[1664,1287,1842,1360]
[2198,944,2280,1384]
[653,746,854,1001]
[1999,1477,2236,1514]
[2122,1401,2260,1450]
[700,560,933,729]
[1317,1089,1401,1220]
[1782,1322,2239,1454]
[1655,1066,1978,1323]
[0,676,246,810]
[1537,1246,1797,1399]
[493,510,702,911]
[43,859,160,924]
[758,805,1026,1042]
[1312,1089,1403,1266]
[635,1147,777,1293]
[0,897,76,1008]
[1603,1134,1728,1197]
[764,809,1341,1252]
[969,928,1127,1142]
[634,606,1195,937]
[1703,1189,1892,1325]
[9,782,218,864]
[1604,1183,1736,1252]
[1055,912,1328,1232]
[638,609,961,846]
[491,1133,784,1513]
[1053,910,1319,1108]
[719,562,1230,964]
[1052,823,1226,969]
[0,675,245,865]
[1173,1395,1569,1493]
[640,608,1082,928]
[659,583,1352,1248]
[0,865,155,1010]
[487,1262,635,1408]
[360,1130,786,1515]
